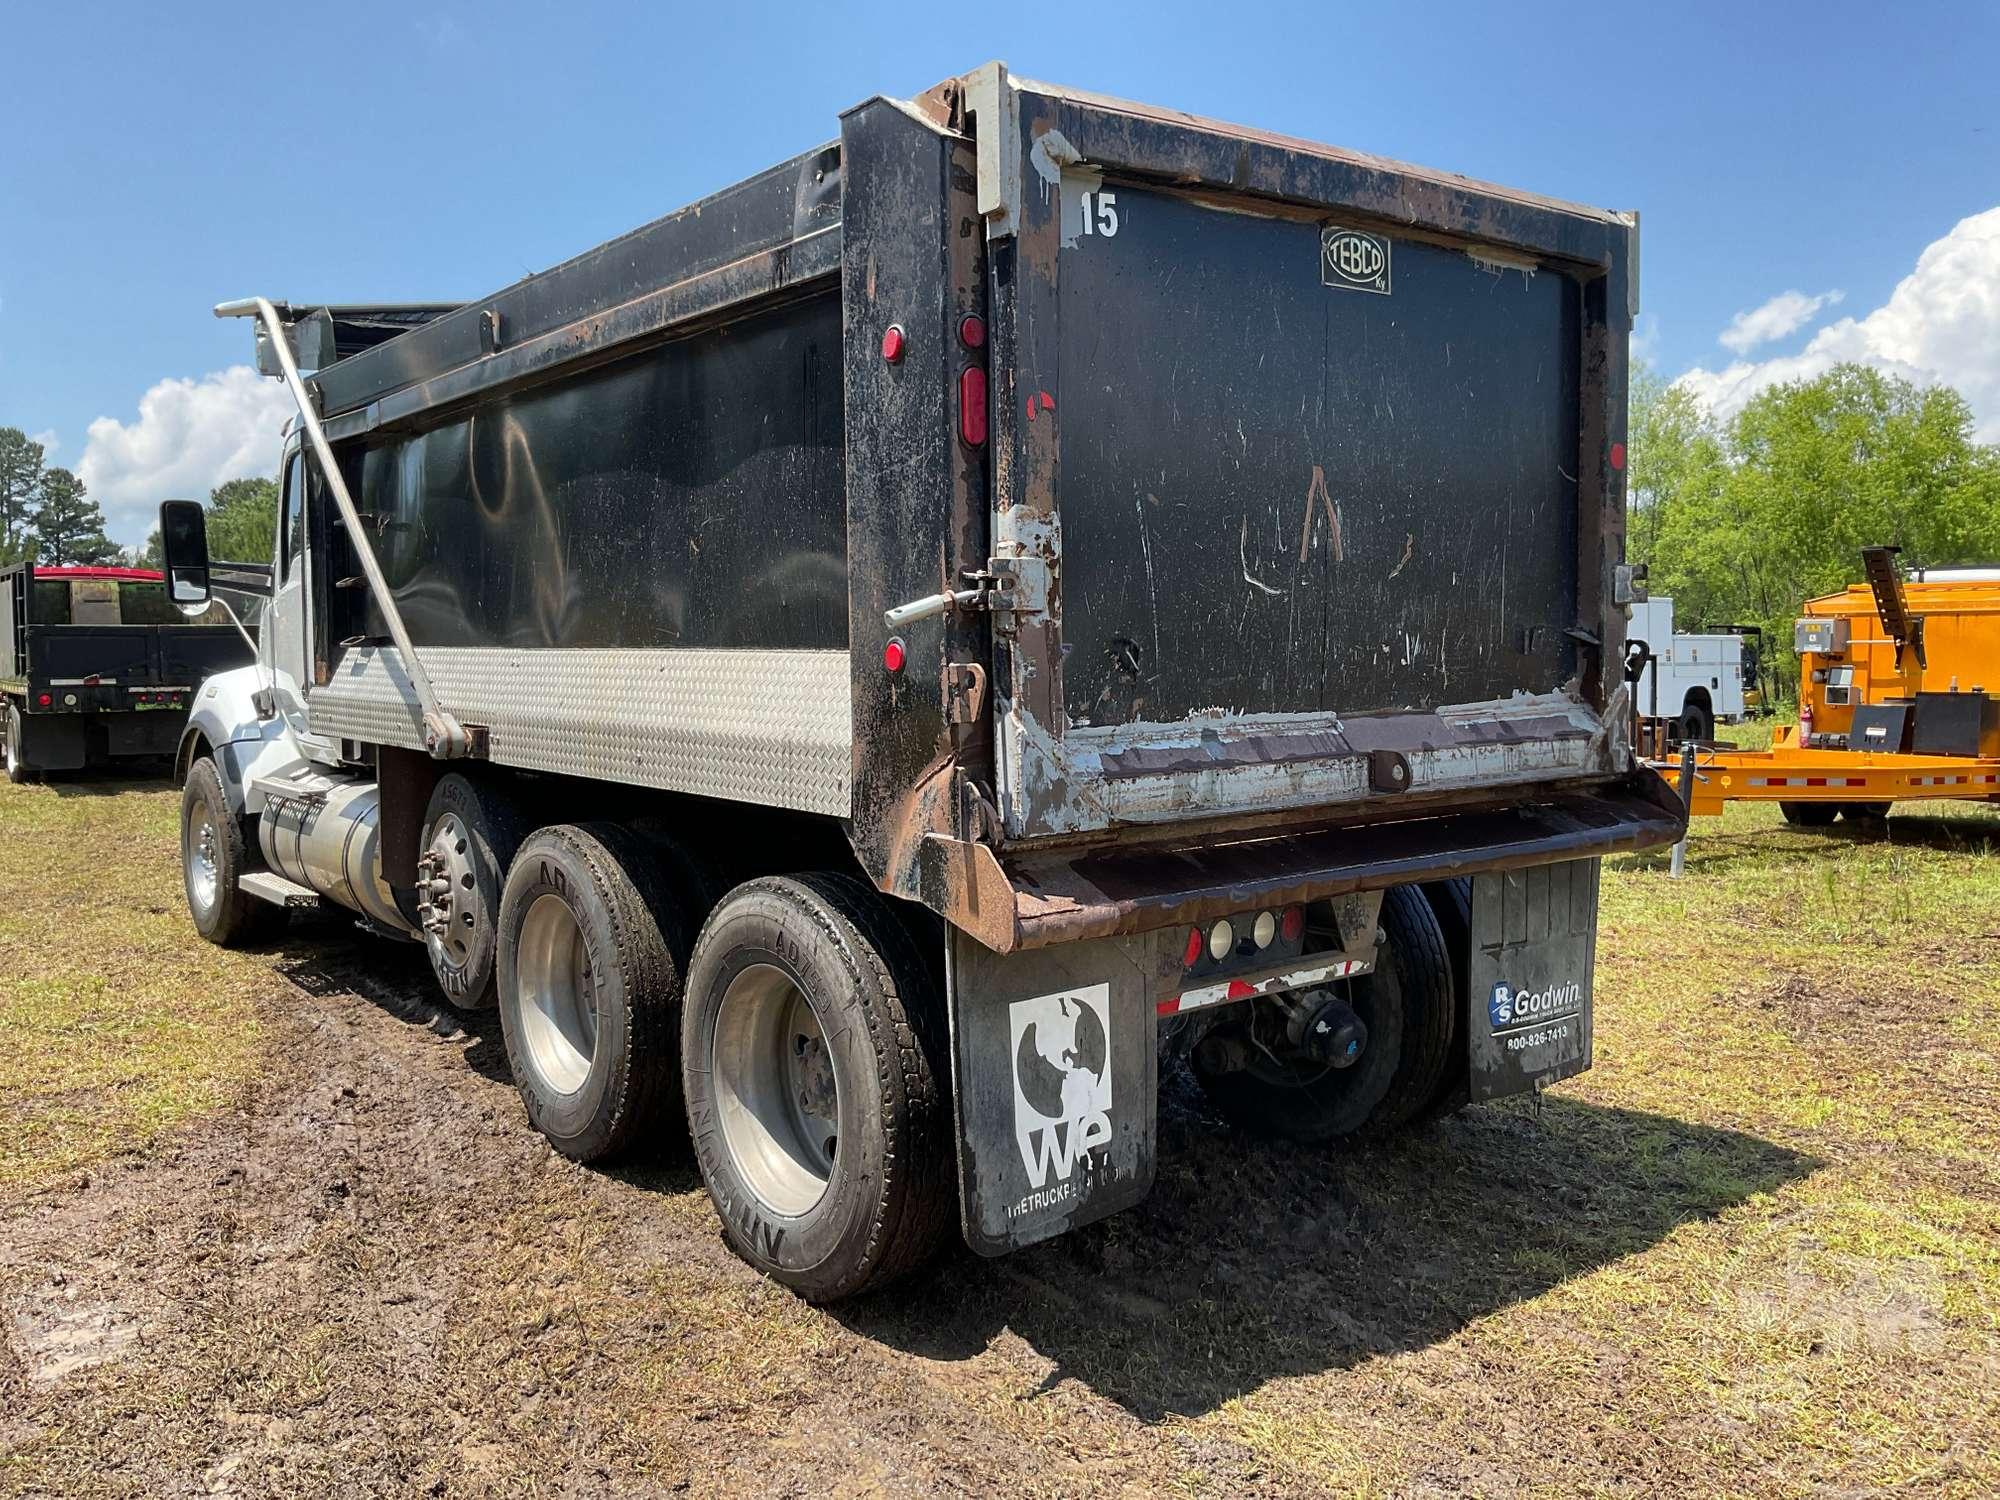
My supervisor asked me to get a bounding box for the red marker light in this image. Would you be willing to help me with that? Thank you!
[1610,441,1626,471]
[959,314,986,349]
[38,693,52,707]
[959,366,988,446]
[1182,926,1204,968]
[1280,905,1305,944]
[880,324,906,364]
[882,637,906,673]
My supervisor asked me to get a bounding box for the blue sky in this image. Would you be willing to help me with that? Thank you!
[3,1,1996,543]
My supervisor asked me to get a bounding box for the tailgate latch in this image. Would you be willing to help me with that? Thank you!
[882,558,1046,631]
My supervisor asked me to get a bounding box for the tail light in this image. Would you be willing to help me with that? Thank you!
[37,692,52,707]
[958,367,988,447]
[1280,905,1305,943]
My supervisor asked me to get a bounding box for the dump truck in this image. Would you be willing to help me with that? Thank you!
[1,563,257,782]
[156,63,1683,1301]
[1676,549,2000,822]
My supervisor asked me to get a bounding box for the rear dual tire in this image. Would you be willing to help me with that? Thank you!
[681,875,953,1303]
[4,702,34,785]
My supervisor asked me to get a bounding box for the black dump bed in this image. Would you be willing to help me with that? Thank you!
[232,63,1672,948]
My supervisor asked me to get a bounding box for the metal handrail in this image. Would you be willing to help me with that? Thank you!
[214,297,469,759]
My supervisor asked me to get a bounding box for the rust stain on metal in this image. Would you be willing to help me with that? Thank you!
[1296,464,1342,564]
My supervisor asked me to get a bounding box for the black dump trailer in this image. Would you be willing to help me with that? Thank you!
[161,64,1682,1301]
[1,563,256,782]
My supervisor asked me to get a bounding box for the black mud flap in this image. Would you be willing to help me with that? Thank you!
[947,928,1161,1256]
[1466,858,1600,1102]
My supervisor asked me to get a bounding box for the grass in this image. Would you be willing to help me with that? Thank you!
[2,757,1998,1496]
[0,777,270,1192]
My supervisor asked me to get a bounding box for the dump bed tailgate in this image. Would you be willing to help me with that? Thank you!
[970,69,1637,839]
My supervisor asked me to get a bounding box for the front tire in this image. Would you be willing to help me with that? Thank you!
[419,773,528,1011]
[496,823,692,1164]
[4,702,35,785]
[682,874,953,1303]
[181,757,285,947]
[1676,699,1714,744]
[1194,885,1454,1143]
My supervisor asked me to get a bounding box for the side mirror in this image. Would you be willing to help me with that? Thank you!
[158,500,213,616]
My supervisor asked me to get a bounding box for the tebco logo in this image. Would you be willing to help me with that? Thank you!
[1489,979,1582,1031]
[1322,226,1391,295]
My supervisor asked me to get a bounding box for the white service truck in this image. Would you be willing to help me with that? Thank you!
[1628,596,1757,743]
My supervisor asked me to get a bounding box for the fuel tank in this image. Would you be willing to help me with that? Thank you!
[258,778,415,936]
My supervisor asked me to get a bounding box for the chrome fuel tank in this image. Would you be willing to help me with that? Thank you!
[258,778,414,936]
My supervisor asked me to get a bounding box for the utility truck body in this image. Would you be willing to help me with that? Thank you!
[1627,596,1754,742]
[160,65,1681,1299]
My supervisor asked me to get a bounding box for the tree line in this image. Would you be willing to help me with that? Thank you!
[0,425,277,570]
[0,427,117,566]
[1626,362,2000,693]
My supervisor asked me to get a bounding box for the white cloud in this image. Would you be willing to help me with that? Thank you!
[76,366,292,544]
[1629,312,1661,367]
[1717,288,1845,354]
[28,429,59,461]
[1678,207,2000,442]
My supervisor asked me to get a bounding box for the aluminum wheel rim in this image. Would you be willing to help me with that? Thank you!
[422,813,482,974]
[712,964,840,1218]
[185,803,220,917]
[515,893,597,1095]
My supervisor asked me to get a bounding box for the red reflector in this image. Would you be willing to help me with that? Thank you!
[38,693,52,707]
[959,366,988,446]
[1280,905,1305,943]
[1182,926,1203,968]
[880,324,905,364]
[958,314,986,349]
[1609,441,1626,471]
[882,637,906,673]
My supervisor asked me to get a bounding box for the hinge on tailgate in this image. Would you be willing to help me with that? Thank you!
[942,661,987,725]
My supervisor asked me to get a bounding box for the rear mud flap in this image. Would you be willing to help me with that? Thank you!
[947,928,1161,1256]
[1466,859,1600,1102]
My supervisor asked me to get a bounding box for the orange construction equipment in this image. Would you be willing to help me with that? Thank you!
[1666,549,2000,822]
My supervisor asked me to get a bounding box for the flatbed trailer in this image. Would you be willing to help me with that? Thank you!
[1665,552,2000,824]
[153,62,1681,1301]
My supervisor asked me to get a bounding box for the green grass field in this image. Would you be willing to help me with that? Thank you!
[2,766,1996,1496]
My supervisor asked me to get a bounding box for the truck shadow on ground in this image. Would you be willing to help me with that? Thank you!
[837,1077,1819,1422]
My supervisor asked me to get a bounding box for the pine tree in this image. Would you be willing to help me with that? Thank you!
[0,426,45,564]
[33,468,119,566]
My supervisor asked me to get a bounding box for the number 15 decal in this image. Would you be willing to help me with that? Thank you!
[1076,189,1119,237]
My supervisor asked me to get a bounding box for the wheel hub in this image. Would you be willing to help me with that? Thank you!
[514,892,597,1096]
[186,807,220,915]
[712,964,841,1218]
[417,813,482,972]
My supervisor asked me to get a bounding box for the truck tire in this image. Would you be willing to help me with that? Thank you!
[419,773,529,1011]
[181,757,286,946]
[1676,699,1713,745]
[1779,801,1838,828]
[4,702,35,785]
[1417,877,1473,1121]
[681,874,952,1303]
[1839,801,1892,827]
[1194,885,1454,1144]
[496,823,692,1164]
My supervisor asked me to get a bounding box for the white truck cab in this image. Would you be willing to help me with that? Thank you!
[1628,596,1756,743]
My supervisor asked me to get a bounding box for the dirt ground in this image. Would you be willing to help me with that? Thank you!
[2,773,1997,1498]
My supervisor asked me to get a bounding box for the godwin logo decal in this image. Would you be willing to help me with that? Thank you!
[1008,984,1112,1191]
[1489,979,1583,1032]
